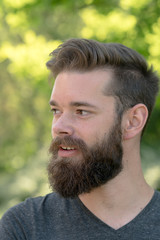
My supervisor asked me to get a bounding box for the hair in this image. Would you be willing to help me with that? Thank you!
[46,38,159,126]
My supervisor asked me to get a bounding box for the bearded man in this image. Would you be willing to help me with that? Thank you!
[0,39,159,239]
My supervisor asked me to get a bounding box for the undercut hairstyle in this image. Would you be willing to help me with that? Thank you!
[46,38,159,125]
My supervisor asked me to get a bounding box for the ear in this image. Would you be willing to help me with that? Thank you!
[123,104,148,140]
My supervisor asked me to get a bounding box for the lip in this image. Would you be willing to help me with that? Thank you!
[58,147,78,157]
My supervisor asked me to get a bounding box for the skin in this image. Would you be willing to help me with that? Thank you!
[49,69,154,230]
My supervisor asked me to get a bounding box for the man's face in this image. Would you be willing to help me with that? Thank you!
[48,70,123,197]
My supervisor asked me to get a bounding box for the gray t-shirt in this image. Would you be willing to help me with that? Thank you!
[0,190,160,239]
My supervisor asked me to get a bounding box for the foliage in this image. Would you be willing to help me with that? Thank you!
[0,0,160,216]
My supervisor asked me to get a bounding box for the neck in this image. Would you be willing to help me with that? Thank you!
[79,152,154,230]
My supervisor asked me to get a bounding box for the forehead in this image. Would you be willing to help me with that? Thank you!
[51,70,113,100]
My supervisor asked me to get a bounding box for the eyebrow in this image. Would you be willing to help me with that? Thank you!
[70,101,98,109]
[49,100,98,109]
[49,100,59,106]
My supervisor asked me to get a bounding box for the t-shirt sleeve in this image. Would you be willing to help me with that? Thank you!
[0,207,26,239]
[0,199,35,240]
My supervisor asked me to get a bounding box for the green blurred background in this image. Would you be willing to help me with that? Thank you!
[0,0,160,217]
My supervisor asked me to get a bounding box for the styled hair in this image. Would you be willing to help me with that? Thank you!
[46,38,159,123]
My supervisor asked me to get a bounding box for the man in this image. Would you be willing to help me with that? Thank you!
[0,38,159,239]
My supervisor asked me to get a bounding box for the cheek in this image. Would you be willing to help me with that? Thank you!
[51,118,56,137]
[76,118,110,144]
[51,125,54,138]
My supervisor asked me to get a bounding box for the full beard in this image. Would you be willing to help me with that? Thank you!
[47,120,123,198]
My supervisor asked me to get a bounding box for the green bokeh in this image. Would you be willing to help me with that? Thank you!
[0,0,160,217]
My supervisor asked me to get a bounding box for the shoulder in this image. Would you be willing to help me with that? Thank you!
[152,190,160,208]
[1,192,63,220]
[0,192,67,239]
[155,190,160,198]
[144,190,160,221]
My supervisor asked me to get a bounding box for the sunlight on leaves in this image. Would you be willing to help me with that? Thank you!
[23,117,36,138]
[84,0,93,4]
[5,12,27,28]
[0,31,61,81]
[120,0,151,10]
[4,0,36,9]
[81,8,137,40]
[2,83,20,111]
[145,18,160,74]
[145,166,160,189]
[10,156,26,170]
[0,7,3,19]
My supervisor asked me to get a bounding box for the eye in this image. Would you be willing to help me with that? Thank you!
[76,109,89,116]
[50,108,61,115]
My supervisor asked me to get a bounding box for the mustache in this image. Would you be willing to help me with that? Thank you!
[49,136,88,154]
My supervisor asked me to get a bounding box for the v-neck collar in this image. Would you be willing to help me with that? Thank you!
[75,190,158,234]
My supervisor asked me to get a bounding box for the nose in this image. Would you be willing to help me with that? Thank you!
[52,114,74,137]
